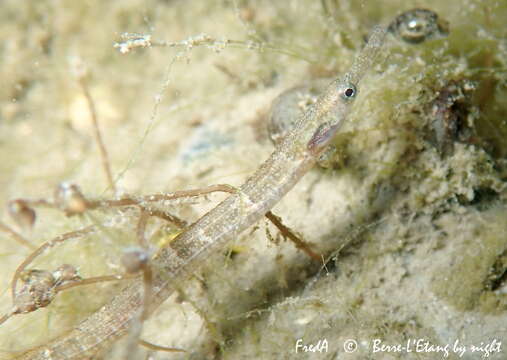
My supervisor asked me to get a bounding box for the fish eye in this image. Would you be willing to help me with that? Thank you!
[344,88,355,97]
[341,84,357,100]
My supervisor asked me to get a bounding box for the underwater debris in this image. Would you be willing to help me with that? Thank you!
[121,247,150,274]
[388,9,449,44]
[485,250,507,292]
[54,182,89,216]
[8,199,36,230]
[426,80,476,155]
[114,33,152,54]
[13,265,81,315]
[14,269,57,314]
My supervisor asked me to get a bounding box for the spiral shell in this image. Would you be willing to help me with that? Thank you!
[388,9,449,44]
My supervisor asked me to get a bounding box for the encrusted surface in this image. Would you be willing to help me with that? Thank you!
[0,1,506,359]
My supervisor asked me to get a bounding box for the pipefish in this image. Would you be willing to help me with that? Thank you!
[14,25,386,359]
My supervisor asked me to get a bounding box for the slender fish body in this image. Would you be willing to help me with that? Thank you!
[16,26,386,360]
